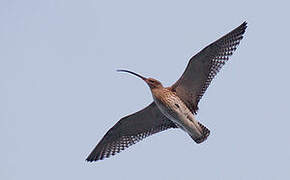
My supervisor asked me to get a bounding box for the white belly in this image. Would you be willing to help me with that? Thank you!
[153,96,203,138]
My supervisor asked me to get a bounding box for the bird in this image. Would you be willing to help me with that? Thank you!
[86,22,247,162]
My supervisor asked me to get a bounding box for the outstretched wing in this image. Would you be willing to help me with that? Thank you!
[171,22,247,114]
[86,102,177,162]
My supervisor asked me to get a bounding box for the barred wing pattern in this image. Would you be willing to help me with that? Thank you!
[171,22,247,114]
[86,102,177,162]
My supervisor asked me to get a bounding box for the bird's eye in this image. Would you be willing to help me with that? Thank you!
[149,80,154,83]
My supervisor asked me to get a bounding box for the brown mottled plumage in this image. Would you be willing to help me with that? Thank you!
[86,22,247,162]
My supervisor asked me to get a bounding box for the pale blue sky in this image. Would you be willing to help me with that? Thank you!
[1,0,290,179]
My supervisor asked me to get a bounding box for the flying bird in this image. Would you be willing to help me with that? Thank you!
[86,22,247,162]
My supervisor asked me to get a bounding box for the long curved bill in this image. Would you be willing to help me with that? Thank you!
[117,69,147,81]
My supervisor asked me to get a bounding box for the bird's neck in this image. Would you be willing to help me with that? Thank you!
[151,87,171,101]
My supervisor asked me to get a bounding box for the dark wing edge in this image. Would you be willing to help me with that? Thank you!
[86,102,177,162]
[172,22,247,114]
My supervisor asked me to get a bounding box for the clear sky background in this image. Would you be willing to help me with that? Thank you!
[1,0,290,179]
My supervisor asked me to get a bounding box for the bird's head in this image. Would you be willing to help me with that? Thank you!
[117,69,163,89]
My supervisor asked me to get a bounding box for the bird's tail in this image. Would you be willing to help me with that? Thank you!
[190,122,210,144]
